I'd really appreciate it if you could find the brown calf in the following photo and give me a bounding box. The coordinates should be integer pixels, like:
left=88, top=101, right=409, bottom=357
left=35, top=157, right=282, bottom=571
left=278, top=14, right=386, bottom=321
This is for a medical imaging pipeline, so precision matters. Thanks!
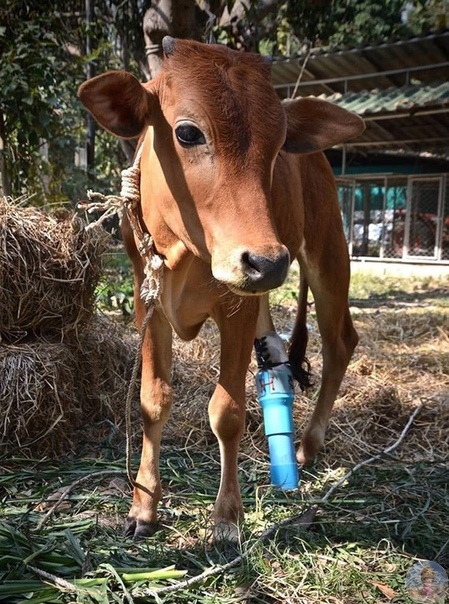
left=79, top=37, right=364, bottom=540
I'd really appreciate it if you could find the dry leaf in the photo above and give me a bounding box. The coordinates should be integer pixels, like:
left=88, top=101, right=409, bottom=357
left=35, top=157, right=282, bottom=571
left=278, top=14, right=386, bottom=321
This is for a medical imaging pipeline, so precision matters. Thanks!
left=370, top=580, right=398, bottom=600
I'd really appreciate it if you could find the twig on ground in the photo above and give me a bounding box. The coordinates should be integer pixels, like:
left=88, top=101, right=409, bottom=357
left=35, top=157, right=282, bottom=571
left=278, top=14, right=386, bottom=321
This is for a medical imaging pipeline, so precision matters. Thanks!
left=36, top=469, right=125, bottom=531
left=321, top=401, right=423, bottom=504
left=27, top=565, right=78, bottom=592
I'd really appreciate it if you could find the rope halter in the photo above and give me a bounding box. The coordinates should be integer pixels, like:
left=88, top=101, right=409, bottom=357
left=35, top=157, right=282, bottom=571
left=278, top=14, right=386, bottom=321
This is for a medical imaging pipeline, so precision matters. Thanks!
left=82, top=144, right=164, bottom=307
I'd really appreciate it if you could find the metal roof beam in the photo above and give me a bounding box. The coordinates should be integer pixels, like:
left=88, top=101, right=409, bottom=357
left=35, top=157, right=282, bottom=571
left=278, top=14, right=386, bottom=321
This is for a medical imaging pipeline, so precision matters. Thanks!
left=363, top=107, right=449, bottom=121
left=273, top=61, right=449, bottom=90
left=345, top=136, right=449, bottom=147
left=314, top=31, right=449, bottom=59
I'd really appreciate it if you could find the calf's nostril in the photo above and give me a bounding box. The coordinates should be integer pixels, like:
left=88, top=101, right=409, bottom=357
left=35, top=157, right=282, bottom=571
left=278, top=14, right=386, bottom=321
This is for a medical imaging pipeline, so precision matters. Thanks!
left=240, top=250, right=290, bottom=291
left=241, top=251, right=262, bottom=276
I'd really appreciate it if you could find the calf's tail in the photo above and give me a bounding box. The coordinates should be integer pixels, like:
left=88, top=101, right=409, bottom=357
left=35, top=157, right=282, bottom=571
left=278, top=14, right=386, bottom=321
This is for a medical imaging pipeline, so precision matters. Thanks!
left=288, top=270, right=312, bottom=390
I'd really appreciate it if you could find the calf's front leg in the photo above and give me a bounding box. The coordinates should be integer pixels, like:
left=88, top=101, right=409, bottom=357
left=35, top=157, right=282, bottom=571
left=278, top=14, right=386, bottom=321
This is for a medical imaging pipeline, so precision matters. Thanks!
left=209, top=297, right=259, bottom=539
left=124, top=304, right=173, bottom=540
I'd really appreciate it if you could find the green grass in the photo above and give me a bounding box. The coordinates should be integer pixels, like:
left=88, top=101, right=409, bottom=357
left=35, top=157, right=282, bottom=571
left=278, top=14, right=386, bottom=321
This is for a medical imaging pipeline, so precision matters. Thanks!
left=1, top=262, right=448, bottom=603
left=95, top=247, right=449, bottom=314
left=2, top=447, right=448, bottom=602
left=95, top=248, right=134, bottom=318
left=270, top=260, right=449, bottom=307
left=349, top=271, right=449, bottom=304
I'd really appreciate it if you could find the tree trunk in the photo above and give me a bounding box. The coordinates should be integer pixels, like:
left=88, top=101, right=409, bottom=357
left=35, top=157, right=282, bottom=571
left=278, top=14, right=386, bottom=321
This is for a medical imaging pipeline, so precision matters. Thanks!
left=143, top=0, right=198, bottom=79
left=219, top=0, right=285, bottom=51
left=85, top=0, right=96, bottom=184
left=0, top=110, right=11, bottom=197
left=143, top=0, right=285, bottom=69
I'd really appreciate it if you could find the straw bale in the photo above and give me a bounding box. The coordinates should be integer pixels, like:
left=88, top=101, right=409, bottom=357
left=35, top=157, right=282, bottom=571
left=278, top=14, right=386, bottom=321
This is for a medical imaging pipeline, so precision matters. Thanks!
left=74, top=314, right=138, bottom=429
left=0, top=315, right=138, bottom=457
left=0, top=341, right=79, bottom=456
left=0, top=197, right=108, bottom=342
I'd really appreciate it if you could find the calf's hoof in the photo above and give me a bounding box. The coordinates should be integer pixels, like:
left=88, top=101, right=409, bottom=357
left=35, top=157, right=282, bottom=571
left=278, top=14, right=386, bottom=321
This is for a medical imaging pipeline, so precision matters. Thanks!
left=124, top=516, right=159, bottom=540
left=297, top=428, right=325, bottom=465
left=296, top=447, right=313, bottom=466
left=212, top=520, right=240, bottom=545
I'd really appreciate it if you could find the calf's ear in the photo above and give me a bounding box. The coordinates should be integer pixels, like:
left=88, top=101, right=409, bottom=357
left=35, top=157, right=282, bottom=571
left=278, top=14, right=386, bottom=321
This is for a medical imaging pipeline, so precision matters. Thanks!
left=78, top=71, right=155, bottom=138
left=283, top=97, right=365, bottom=154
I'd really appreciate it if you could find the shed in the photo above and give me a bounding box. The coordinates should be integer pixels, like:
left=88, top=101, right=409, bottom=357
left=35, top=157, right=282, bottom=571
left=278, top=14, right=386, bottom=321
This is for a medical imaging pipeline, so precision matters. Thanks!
left=272, top=32, right=449, bottom=266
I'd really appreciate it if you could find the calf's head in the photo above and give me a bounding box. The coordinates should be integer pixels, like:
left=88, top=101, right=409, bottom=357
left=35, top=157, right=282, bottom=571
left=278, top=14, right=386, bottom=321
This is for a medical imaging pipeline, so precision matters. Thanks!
left=78, top=37, right=364, bottom=295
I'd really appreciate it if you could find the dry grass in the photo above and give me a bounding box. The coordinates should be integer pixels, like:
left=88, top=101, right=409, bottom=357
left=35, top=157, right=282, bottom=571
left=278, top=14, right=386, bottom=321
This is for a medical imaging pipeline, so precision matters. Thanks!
left=0, top=199, right=138, bottom=457
left=0, top=197, right=107, bottom=342
left=323, top=295, right=449, bottom=466
left=164, top=282, right=449, bottom=468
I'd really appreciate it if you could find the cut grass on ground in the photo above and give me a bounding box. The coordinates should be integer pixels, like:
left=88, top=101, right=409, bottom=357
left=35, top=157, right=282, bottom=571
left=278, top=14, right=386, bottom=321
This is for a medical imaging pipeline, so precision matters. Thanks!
left=1, top=269, right=448, bottom=603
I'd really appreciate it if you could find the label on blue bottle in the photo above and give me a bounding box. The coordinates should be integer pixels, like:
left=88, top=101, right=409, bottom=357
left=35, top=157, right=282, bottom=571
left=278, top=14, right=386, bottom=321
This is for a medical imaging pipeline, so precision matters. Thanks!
left=256, top=366, right=294, bottom=398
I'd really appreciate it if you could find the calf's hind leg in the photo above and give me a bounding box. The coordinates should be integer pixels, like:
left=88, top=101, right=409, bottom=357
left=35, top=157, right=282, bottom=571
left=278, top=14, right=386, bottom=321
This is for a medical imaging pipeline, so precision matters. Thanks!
left=295, top=263, right=358, bottom=465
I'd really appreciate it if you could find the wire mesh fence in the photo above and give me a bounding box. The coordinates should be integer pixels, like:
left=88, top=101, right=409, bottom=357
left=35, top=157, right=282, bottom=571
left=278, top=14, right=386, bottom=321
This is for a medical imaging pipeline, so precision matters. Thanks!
left=337, top=174, right=449, bottom=262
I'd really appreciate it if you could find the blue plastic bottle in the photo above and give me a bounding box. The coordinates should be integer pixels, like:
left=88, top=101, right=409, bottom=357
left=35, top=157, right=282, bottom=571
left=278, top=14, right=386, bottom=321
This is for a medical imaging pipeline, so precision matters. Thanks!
left=254, top=334, right=299, bottom=490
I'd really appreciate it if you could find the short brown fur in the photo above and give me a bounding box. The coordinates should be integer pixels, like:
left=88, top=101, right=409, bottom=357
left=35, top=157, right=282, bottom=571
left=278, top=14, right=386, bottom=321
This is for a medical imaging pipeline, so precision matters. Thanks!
left=78, top=38, right=364, bottom=540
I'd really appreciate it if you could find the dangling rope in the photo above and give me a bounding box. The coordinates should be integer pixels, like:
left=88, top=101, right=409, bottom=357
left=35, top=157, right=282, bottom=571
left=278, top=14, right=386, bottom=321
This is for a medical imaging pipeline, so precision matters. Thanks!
left=79, top=145, right=164, bottom=491
left=124, top=307, right=155, bottom=494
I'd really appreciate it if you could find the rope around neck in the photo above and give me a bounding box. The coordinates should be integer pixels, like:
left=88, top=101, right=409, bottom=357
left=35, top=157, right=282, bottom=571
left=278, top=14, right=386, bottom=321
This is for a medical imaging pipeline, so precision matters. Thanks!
left=84, top=145, right=164, bottom=306
left=82, top=146, right=165, bottom=313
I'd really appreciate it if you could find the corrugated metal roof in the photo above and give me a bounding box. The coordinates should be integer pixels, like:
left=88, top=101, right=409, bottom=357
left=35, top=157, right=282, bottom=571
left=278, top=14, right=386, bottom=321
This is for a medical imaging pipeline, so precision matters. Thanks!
left=272, top=31, right=449, bottom=95
left=271, top=31, right=449, bottom=158
left=323, top=81, right=449, bottom=116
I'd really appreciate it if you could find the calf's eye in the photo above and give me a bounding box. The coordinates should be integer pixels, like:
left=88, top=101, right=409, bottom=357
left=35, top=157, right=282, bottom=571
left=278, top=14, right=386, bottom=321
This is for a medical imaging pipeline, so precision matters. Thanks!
left=175, top=124, right=206, bottom=147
